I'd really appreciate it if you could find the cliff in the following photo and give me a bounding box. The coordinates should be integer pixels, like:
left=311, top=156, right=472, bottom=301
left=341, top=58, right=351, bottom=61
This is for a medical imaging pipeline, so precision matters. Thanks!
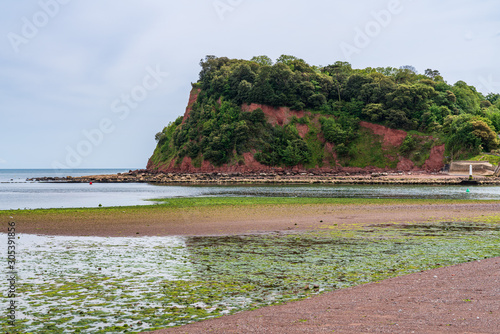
left=147, top=55, right=500, bottom=174
left=147, top=88, right=445, bottom=174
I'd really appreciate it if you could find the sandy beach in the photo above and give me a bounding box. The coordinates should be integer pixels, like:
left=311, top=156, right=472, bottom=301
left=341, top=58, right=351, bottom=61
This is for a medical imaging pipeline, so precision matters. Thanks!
left=5, top=200, right=500, bottom=237
left=4, top=199, right=500, bottom=333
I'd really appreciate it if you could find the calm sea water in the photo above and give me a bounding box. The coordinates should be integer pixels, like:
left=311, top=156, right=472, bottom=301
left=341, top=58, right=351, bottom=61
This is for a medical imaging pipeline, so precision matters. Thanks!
left=1, top=169, right=500, bottom=210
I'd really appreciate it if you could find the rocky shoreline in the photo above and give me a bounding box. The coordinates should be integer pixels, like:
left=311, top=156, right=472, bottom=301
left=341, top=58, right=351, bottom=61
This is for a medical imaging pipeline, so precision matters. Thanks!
left=29, top=169, right=500, bottom=185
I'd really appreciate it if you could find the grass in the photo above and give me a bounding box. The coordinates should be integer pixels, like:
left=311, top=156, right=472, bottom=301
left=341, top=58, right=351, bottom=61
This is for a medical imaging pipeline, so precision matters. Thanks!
left=470, top=153, right=500, bottom=165
left=303, top=122, right=326, bottom=169
left=342, top=128, right=398, bottom=169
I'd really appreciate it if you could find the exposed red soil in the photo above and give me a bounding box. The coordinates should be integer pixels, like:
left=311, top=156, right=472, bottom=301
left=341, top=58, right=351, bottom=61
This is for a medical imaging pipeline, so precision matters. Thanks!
left=397, top=156, right=417, bottom=170
left=158, top=154, right=275, bottom=174
left=425, top=144, right=446, bottom=171
left=296, top=123, right=309, bottom=138
left=359, top=121, right=407, bottom=147
left=181, top=87, right=201, bottom=123
left=149, top=257, right=500, bottom=334
left=241, top=103, right=307, bottom=126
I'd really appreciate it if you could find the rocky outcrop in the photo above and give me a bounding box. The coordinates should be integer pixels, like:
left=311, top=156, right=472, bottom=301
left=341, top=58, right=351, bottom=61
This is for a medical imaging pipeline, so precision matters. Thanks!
left=148, top=91, right=446, bottom=174
left=424, top=144, right=446, bottom=171
left=31, top=170, right=500, bottom=185
left=182, top=87, right=201, bottom=123
left=152, top=153, right=275, bottom=174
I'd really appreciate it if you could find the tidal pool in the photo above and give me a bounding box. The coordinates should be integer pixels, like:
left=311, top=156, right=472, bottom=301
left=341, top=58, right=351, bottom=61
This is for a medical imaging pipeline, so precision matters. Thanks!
left=2, top=222, right=500, bottom=333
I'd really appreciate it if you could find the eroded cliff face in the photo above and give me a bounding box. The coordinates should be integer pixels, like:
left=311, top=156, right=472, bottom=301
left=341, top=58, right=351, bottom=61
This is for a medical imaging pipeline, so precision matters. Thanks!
left=359, top=122, right=407, bottom=147
left=147, top=90, right=445, bottom=174
left=182, top=88, right=201, bottom=123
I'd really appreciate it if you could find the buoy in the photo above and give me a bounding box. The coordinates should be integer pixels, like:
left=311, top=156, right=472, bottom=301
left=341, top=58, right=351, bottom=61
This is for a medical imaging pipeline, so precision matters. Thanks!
left=466, top=188, right=470, bottom=193
left=90, top=181, right=92, bottom=185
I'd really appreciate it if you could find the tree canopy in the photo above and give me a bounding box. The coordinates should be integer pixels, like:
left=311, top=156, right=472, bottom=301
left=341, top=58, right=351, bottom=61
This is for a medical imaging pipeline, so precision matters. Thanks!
left=151, top=55, right=500, bottom=168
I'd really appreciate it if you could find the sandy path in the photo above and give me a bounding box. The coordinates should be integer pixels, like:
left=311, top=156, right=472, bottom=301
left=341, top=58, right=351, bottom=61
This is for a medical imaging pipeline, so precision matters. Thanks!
left=148, top=257, right=500, bottom=333
left=4, top=202, right=500, bottom=237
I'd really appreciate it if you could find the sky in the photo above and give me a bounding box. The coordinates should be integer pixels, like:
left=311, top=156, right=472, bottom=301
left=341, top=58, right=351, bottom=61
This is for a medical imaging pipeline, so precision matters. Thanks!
left=1, top=0, right=499, bottom=169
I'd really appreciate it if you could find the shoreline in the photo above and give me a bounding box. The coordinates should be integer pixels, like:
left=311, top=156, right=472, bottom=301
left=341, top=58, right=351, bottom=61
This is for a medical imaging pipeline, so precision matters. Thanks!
left=29, top=169, right=500, bottom=185
left=5, top=197, right=500, bottom=333
left=149, top=257, right=500, bottom=334
left=3, top=198, right=500, bottom=237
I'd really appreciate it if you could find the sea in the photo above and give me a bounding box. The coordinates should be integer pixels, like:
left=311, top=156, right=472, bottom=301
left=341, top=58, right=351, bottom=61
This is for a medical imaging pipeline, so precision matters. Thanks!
left=1, top=168, right=500, bottom=210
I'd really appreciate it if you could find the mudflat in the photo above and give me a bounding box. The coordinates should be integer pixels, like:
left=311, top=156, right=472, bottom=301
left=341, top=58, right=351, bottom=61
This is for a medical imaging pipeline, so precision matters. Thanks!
left=4, top=198, right=500, bottom=333
left=4, top=199, right=500, bottom=237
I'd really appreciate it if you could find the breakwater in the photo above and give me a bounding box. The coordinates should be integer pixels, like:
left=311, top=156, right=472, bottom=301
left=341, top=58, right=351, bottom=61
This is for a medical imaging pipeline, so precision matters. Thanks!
left=30, top=170, right=500, bottom=185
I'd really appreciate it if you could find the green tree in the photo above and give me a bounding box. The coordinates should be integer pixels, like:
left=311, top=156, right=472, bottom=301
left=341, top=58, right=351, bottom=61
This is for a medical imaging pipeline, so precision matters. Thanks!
left=322, top=61, right=352, bottom=101
left=424, top=69, right=440, bottom=79
left=444, top=114, right=499, bottom=158
left=236, top=80, right=253, bottom=104
left=276, top=54, right=302, bottom=66
left=451, top=81, right=481, bottom=114
left=362, top=103, right=386, bottom=122
left=251, top=55, right=273, bottom=66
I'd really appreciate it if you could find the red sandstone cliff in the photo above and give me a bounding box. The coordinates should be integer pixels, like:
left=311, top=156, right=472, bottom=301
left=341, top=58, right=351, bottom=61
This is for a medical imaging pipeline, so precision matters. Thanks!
left=147, top=90, right=445, bottom=174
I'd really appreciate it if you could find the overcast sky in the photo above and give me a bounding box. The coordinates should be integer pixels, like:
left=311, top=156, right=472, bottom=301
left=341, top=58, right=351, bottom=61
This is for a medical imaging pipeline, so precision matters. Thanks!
left=1, top=0, right=499, bottom=169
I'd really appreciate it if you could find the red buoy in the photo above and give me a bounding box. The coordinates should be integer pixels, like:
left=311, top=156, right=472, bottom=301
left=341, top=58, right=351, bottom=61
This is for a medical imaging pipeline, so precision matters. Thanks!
left=90, top=181, right=92, bottom=185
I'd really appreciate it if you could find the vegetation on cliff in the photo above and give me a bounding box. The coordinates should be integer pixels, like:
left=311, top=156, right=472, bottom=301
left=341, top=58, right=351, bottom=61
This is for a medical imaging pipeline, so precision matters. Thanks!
left=149, top=55, right=500, bottom=171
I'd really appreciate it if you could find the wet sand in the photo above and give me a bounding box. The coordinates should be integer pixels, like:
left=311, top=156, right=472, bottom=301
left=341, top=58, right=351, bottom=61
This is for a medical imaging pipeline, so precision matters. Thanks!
left=0, top=201, right=500, bottom=236
left=4, top=202, right=500, bottom=237
left=4, top=200, right=500, bottom=333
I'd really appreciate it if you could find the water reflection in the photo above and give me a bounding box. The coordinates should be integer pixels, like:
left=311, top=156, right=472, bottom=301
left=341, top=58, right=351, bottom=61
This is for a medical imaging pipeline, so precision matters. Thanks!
left=155, top=184, right=500, bottom=200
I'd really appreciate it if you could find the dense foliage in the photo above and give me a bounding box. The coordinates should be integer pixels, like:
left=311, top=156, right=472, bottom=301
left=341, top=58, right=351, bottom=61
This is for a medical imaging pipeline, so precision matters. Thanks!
left=151, top=55, right=500, bottom=168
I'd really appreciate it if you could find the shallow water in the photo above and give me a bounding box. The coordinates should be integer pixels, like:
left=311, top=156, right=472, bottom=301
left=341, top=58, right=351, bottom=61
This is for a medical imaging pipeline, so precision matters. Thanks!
left=3, top=169, right=500, bottom=210
left=2, top=222, right=500, bottom=333
left=1, top=233, right=192, bottom=333
left=2, top=182, right=500, bottom=210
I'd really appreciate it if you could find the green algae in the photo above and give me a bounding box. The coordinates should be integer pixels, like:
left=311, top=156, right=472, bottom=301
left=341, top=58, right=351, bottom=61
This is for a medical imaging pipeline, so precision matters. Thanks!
left=2, top=221, right=500, bottom=333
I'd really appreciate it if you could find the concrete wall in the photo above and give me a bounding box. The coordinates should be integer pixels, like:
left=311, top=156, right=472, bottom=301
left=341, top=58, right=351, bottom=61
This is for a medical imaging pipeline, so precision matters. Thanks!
left=449, top=161, right=495, bottom=175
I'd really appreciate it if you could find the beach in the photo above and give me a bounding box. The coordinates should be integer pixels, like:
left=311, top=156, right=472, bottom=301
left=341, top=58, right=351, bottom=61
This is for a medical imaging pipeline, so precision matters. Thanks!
left=5, top=198, right=500, bottom=237
left=150, top=257, right=500, bottom=334
left=2, top=199, right=500, bottom=237
left=3, top=196, right=500, bottom=333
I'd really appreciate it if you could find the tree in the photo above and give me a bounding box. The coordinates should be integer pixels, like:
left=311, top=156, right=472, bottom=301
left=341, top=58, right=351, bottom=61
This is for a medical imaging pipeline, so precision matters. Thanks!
left=486, top=93, right=500, bottom=105
left=399, top=134, right=417, bottom=156
left=425, top=69, right=441, bottom=79
left=282, top=139, right=311, bottom=166
left=308, top=93, right=327, bottom=109
left=199, top=55, right=230, bottom=83
left=276, top=54, right=302, bottom=66
left=236, top=80, right=252, bottom=104
left=470, top=119, right=499, bottom=152
left=452, top=81, right=481, bottom=114
left=250, top=55, right=273, bottom=66
left=480, top=100, right=493, bottom=109
left=322, top=61, right=352, bottom=102
left=155, top=131, right=165, bottom=143
left=443, top=114, right=499, bottom=158
left=362, top=103, right=386, bottom=122
left=399, top=65, right=418, bottom=74
left=251, top=66, right=276, bottom=105
left=344, top=74, right=372, bottom=101
left=227, top=63, right=256, bottom=99
left=385, top=83, right=435, bottom=127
